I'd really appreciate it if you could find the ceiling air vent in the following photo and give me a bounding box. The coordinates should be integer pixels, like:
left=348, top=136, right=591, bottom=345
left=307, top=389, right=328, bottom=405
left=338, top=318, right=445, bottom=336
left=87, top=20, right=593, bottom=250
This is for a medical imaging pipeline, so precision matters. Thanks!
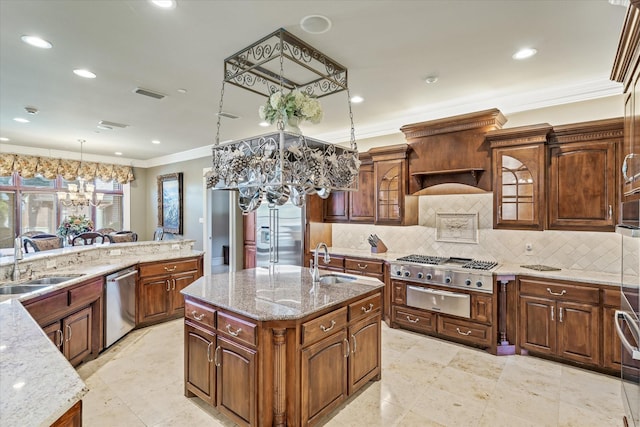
left=134, top=87, right=166, bottom=100
left=98, top=120, right=129, bottom=128
left=216, top=111, right=240, bottom=119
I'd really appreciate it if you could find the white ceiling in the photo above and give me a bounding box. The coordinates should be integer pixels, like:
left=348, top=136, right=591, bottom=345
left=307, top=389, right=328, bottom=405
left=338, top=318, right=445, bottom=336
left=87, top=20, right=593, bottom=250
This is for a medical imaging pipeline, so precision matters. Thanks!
left=0, top=0, right=628, bottom=166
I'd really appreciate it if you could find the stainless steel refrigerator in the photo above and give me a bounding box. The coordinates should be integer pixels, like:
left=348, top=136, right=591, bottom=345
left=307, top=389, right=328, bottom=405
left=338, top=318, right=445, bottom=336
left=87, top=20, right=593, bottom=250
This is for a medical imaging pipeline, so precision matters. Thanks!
left=256, top=203, right=304, bottom=267
left=616, top=200, right=640, bottom=427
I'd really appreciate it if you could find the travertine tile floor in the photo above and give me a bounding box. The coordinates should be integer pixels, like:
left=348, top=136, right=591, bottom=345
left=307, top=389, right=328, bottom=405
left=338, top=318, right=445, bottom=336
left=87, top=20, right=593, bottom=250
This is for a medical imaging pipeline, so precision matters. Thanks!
left=77, top=319, right=625, bottom=427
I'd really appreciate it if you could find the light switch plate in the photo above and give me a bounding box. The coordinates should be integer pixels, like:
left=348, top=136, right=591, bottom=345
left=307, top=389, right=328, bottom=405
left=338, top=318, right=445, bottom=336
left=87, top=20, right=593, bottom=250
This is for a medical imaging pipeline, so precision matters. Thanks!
left=109, top=249, right=122, bottom=256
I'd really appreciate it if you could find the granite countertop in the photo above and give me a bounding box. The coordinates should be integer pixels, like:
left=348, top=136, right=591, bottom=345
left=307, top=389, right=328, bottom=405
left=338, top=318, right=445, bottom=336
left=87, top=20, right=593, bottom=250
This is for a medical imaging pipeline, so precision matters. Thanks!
left=0, top=244, right=204, bottom=424
left=320, top=246, right=621, bottom=287
left=181, top=265, right=384, bottom=321
left=0, top=299, right=88, bottom=427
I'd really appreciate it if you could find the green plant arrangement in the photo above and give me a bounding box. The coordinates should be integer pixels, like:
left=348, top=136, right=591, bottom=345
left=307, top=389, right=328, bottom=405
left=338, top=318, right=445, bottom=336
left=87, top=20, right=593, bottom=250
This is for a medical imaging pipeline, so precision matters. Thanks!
left=258, top=89, right=323, bottom=128
left=57, top=214, right=94, bottom=238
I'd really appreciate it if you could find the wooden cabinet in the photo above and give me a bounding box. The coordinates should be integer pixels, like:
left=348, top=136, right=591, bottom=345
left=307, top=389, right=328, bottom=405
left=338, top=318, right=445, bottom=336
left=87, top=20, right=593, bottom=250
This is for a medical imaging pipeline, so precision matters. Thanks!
left=322, top=153, right=375, bottom=223
left=518, top=277, right=600, bottom=367
left=243, top=213, right=257, bottom=269
left=389, top=280, right=495, bottom=352
left=51, top=400, right=82, bottom=427
left=348, top=315, right=381, bottom=394
left=611, top=1, right=640, bottom=201
left=369, top=144, right=418, bottom=226
left=344, top=257, right=384, bottom=281
left=138, top=257, right=202, bottom=326
left=487, top=124, right=552, bottom=231
left=23, top=276, right=103, bottom=367
left=185, top=304, right=258, bottom=427
left=603, top=288, right=624, bottom=372
left=548, top=119, right=622, bottom=231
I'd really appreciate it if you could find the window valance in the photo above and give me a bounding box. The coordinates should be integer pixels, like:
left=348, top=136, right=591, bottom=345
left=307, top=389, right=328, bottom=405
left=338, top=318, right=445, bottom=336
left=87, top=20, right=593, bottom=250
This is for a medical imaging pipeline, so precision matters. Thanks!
left=0, top=153, right=135, bottom=184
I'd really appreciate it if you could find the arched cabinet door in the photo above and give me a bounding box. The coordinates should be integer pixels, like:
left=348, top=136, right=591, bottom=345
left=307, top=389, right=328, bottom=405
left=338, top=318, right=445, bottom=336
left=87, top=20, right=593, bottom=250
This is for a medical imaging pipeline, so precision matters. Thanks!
left=376, top=162, right=401, bottom=223
left=492, top=145, right=545, bottom=230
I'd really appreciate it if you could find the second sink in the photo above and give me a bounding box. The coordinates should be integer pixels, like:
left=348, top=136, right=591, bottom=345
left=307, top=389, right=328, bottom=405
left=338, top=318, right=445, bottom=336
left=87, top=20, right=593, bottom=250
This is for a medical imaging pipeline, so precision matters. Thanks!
left=318, top=274, right=358, bottom=285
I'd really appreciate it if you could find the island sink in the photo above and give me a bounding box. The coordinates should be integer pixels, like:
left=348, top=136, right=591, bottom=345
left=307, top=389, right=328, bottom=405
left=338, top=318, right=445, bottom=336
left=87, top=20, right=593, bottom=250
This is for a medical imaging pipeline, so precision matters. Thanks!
left=317, top=273, right=357, bottom=285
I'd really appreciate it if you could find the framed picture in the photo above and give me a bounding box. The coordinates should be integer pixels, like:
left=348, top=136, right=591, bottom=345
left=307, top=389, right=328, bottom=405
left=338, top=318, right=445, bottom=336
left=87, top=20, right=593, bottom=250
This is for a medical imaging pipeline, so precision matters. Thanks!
left=436, top=212, right=479, bottom=244
left=157, top=173, right=183, bottom=235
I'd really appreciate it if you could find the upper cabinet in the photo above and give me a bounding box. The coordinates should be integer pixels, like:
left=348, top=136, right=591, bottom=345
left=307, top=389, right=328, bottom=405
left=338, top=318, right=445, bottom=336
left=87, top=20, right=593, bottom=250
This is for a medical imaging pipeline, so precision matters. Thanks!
left=611, top=1, right=640, bottom=201
left=323, top=153, right=375, bottom=223
left=400, top=109, right=506, bottom=194
left=369, top=144, right=418, bottom=226
left=548, top=119, right=622, bottom=231
left=487, top=124, right=551, bottom=231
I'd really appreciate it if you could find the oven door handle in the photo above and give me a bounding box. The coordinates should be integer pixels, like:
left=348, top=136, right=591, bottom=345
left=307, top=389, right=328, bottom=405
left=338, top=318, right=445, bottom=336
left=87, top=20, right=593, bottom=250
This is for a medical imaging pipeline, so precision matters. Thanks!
left=407, top=286, right=469, bottom=298
left=614, top=310, right=640, bottom=361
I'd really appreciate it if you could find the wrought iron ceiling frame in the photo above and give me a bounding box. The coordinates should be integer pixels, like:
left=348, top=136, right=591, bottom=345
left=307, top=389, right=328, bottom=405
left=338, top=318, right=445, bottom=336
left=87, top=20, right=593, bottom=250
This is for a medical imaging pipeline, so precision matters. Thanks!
left=223, top=28, right=348, bottom=98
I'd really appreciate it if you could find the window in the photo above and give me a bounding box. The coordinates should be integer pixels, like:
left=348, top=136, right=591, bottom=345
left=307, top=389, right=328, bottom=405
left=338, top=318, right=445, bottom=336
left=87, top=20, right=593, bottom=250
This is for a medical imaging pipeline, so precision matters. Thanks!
left=0, top=172, right=124, bottom=248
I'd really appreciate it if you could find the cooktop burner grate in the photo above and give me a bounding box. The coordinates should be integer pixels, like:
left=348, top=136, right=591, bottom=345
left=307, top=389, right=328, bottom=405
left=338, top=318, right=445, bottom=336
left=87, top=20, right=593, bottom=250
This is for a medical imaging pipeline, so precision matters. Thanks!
left=396, top=254, right=448, bottom=265
left=461, top=260, right=498, bottom=270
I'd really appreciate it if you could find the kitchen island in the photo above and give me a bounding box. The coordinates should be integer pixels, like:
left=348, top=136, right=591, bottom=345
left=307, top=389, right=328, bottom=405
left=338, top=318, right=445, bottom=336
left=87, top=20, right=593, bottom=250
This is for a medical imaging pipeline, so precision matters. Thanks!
left=181, top=265, right=384, bottom=427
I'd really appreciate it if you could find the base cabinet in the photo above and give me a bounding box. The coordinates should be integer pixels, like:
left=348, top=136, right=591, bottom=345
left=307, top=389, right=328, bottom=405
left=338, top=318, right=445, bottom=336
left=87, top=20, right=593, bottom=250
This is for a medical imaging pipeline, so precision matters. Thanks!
left=23, top=277, right=103, bottom=367
left=138, top=257, right=202, bottom=326
left=184, top=290, right=382, bottom=427
left=390, top=281, right=495, bottom=352
left=50, top=400, right=82, bottom=427
left=518, top=277, right=600, bottom=367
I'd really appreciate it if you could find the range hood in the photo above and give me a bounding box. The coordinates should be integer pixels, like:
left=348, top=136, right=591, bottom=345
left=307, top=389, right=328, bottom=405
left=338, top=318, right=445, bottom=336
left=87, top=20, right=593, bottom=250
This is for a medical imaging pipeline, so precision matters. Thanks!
left=400, top=108, right=506, bottom=195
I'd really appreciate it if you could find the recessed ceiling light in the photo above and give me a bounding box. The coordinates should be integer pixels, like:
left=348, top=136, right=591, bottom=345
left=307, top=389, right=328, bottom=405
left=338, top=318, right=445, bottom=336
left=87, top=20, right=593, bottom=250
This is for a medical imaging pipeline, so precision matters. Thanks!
left=115, top=152, right=123, bottom=156
left=259, top=121, right=270, bottom=127
left=13, top=118, right=29, bottom=123
left=73, top=69, right=97, bottom=79
left=177, top=88, right=187, bottom=94
left=24, top=106, right=38, bottom=115
left=97, top=125, right=112, bottom=130
left=300, top=15, right=332, bottom=34
left=0, top=137, right=9, bottom=142
left=350, top=96, right=364, bottom=103
left=150, top=0, right=176, bottom=9
left=424, top=76, right=439, bottom=84
left=152, top=140, right=161, bottom=144
left=512, top=48, right=537, bottom=60
left=21, top=35, right=52, bottom=49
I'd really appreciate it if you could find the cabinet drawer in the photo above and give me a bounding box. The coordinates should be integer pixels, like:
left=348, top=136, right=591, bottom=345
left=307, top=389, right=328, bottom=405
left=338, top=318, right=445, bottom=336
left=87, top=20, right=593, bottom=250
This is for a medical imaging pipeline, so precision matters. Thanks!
left=217, top=311, right=257, bottom=347
left=185, top=299, right=216, bottom=330
left=139, top=258, right=199, bottom=277
left=438, top=316, right=492, bottom=347
left=24, top=290, right=68, bottom=325
left=392, top=306, right=435, bottom=333
left=302, top=307, right=347, bottom=347
left=344, top=258, right=384, bottom=274
left=315, top=255, right=344, bottom=271
left=603, top=287, right=621, bottom=307
left=68, top=277, right=103, bottom=307
left=348, top=293, right=381, bottom=322
left=519, top=278, right=599, bottom=304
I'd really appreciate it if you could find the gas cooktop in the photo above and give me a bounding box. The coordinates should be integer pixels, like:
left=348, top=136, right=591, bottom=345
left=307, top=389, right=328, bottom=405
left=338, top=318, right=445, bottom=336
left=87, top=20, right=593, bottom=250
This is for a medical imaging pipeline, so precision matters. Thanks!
left=396, top=255, right=498, bottom=271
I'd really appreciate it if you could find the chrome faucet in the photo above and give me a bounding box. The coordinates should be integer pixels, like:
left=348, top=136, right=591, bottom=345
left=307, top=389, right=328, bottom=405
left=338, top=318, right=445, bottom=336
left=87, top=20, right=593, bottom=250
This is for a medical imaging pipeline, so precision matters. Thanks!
left=311, top=242, right=330, bottom=283
left=13, top=237, right=23, bottom=281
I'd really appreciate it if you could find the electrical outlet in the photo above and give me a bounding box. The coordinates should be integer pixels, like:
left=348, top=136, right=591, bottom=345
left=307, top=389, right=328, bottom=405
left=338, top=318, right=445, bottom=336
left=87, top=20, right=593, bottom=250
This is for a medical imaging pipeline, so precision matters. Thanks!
left=109, top=249, right=122, bottom=256
left=525, top=243, right=533, bottom=255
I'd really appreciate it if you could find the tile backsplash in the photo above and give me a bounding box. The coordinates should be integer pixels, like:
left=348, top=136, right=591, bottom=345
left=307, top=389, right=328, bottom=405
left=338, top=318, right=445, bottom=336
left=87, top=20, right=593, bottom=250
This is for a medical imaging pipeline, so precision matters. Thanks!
left=332, top=193, right=622, bottom=274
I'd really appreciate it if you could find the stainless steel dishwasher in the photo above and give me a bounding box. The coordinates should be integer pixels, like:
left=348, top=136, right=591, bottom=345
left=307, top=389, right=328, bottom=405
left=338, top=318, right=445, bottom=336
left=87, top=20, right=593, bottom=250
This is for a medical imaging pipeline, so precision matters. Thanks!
left=105, top=267, right=138, bottom=348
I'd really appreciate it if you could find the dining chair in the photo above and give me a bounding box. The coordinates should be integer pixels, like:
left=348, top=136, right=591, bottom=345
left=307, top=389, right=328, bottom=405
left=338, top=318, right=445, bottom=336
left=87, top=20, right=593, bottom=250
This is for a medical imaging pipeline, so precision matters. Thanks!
left=95, top=228, right=117, bottom=235
left=71, top=232, right=107, bottom=246
left=23, top=235, right=64, bottom=253
left=106, top=232, right=138, bottom=243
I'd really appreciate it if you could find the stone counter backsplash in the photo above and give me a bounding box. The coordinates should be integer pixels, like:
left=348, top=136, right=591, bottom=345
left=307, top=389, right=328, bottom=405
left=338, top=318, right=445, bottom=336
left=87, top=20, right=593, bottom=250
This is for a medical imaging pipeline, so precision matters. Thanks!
left=331, top=193, right=625, bottom=275
left=0, top=240, right=197, bottom=283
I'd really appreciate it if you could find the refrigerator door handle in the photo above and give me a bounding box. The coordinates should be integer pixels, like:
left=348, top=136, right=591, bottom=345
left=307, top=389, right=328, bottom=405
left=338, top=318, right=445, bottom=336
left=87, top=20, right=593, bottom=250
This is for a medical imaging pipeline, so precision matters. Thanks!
left=269, top=207, right=279, bottom=263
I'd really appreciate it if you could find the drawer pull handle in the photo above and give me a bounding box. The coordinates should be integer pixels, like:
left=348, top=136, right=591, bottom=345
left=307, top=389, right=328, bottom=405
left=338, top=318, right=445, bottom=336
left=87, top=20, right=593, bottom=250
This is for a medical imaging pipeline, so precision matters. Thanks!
left=357, top=263, right=368, bottom=269
left=456, top=328, right=472, bottom=336
left=192, top=311, right=205, bottom=321
left=546, top=288, right=566, bottom=296
left=406, top=315, right=420, bottom=323
left=361, top=303, right=374, bottom=313
left=226, top=324, right=242, bottom=337
left=320, top=320, right=336, bottom=332
left=164, top=266, right=177, bottom=272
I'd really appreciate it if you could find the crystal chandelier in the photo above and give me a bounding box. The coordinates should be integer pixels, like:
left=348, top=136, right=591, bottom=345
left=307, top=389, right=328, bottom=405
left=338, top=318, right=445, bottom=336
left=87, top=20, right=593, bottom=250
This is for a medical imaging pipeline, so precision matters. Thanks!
left=57, top=140, right=104, bottom=207
left=207, top=28, right=360, bottom=213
